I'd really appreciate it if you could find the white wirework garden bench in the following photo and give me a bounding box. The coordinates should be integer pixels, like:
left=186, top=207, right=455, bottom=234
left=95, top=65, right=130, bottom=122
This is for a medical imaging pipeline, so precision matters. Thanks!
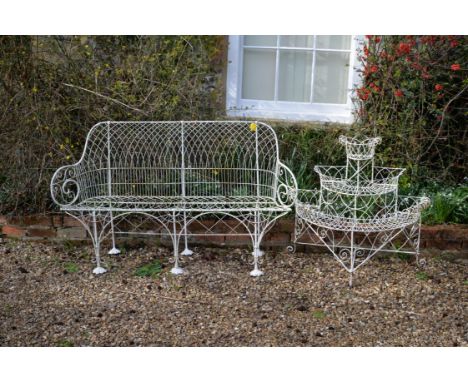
left=51, top=121, right=297, bottom=276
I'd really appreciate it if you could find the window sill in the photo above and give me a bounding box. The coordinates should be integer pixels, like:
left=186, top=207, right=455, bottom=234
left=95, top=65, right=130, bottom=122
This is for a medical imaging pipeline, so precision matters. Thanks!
left=226, top=106, right=354, bottom=124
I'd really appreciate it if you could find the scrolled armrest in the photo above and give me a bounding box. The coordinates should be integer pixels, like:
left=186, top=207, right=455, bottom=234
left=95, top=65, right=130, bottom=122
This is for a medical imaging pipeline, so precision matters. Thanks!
left=419, top=196, right=431, bottom=210
left=276, top=161, right=298, bottom=208
left=50, top=164, right=81, bottom=207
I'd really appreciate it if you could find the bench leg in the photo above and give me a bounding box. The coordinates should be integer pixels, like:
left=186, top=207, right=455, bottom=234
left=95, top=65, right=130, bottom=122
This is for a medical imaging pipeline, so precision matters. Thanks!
left=250, top=248, right=263, bottom=277
left=180, top=211, right=193, bottom=256
left=250, top=211, right=264, bottom=277
left=91, top=211, right=107, bottom=275
left=170, top=211, right=184, bottom=275
left=107, top=211, right=121, bottom=255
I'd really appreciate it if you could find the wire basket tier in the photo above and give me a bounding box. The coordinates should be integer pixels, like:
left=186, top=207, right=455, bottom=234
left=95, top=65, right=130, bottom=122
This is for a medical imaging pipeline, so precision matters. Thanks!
left=296, top=189, right=430, bottom=233
left=314, top=165, right=405, bottom=196
left=338, top=135, right=381, bottom=160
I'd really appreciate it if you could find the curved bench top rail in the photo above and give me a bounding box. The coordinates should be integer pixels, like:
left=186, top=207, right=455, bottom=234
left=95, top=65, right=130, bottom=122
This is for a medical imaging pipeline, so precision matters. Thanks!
left=74, top=121, right=281, bottom=167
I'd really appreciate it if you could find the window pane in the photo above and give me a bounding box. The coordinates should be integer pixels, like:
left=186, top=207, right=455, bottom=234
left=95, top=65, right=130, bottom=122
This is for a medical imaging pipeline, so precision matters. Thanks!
left=279, top=35, right=314, bottom=48
left=278, top=50, right=313, bottom=102
left=242, top=49, right=276, bottom=100
left=316, top=35, right=351, bottom=50
left=244, top=35, right=277, bottom=47
left=313, top=52, right=350, bottom=104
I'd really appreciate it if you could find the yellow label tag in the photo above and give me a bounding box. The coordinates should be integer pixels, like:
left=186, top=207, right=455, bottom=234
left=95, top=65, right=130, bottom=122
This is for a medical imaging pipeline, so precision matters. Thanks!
left=249, top=123, right=257, bottom=132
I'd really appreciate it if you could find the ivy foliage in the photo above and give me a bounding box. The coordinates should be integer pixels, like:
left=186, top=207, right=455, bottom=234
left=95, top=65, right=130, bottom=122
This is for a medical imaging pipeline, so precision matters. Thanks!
left=0, top=36, right=226, bottom=213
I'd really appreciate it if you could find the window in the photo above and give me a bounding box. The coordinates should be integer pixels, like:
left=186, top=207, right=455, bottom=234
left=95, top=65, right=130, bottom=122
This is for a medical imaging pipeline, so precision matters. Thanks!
left=226, top=35, right=360, bottom=123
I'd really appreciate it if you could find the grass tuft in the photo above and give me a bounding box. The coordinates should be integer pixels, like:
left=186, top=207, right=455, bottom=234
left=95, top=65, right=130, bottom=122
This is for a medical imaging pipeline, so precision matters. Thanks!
left=134, top=260, right=163, bottom=278
left=57, top=339, right=74, bottom=347
left=64, top=262, right=79, bottom=273
left=416, top=271, right=429, bottom=281
left=312, top=310, right=326, bottom=319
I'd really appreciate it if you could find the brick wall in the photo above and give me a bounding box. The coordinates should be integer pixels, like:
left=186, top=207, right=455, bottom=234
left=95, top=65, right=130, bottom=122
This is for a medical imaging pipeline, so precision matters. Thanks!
left=0, top=214, right=467, bottom=254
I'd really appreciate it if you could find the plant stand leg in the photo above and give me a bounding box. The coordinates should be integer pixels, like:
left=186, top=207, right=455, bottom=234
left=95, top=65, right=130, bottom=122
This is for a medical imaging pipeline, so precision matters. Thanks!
left=416, top=245, right=427, bottom=268
left=170, top=211, right=184, bottom=275
left=349, top=252, right=356, bottom=288
left=107, top=210, right=121, bottom=255
left=180, top=211, right=193, bottom=256
left=415, top=219, right=426, bottom=268
left=91, top=211, right=107, bottom=274
left=349, top=231, right=356, bottom=288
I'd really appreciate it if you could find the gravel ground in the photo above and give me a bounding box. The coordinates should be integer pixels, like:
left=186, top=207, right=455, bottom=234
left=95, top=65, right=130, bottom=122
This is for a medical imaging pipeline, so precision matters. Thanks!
left=0, top=240, right=466, bottom=346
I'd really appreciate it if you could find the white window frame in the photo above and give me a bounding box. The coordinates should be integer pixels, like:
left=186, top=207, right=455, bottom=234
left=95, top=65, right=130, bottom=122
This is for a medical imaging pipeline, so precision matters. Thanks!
left=226, top=35, right=362, bottom=124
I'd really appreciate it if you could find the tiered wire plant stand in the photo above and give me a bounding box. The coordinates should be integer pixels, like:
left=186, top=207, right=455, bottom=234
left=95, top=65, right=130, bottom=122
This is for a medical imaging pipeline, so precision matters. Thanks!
left=293, top=136, right=430, bottom=286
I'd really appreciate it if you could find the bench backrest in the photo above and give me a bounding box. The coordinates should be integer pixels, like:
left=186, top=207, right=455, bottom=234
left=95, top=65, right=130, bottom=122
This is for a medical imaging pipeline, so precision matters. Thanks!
left=76, top=121, right=280, bottom=201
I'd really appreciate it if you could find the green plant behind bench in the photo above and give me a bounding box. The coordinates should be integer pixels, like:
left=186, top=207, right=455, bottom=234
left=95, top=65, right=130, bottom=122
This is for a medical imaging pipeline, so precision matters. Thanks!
left=422, top=185, right=467, bottom=225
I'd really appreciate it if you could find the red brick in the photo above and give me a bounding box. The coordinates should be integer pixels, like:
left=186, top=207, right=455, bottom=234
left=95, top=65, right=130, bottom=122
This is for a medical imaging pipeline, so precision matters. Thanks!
left=441, top=225, right=468, bottom=241
left=421, top=225, right=443, bottom=240
left=202, top=235, right=226, bottom=244
left=295, top=233, right=323, bottom=245
left=191, top=234, right=225, bottom=245
left=276, top=218, right=295, bottom=232
left=22, top=215, right=52, bottom=227
left=62, top=216, right=84, bottom=227
left=2, top=225, right=27, bottom=238
left=51, top=214, right=64, bottom=228
left=441, top=240, right=462, bottom=251
left=225, top=235, right=251, bottom=246
left=27, top=227, right=57, bottom=238
left=4, top=216, right=20, bottom=225
left=186, top=219, right=217, bottom=233
left=302, top=244, right=326, bottom=254
left=265, top=232, right=290, bottom=245
left=425, top=239, right=445, bottom=250
left=57, top=227, right=87, bottom=239
left=221, top=219, right=250, bottom=234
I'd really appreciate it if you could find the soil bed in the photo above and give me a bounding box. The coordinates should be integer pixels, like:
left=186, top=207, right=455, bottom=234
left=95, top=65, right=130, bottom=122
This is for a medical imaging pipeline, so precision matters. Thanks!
left=0, top=240, right=466, bottom=346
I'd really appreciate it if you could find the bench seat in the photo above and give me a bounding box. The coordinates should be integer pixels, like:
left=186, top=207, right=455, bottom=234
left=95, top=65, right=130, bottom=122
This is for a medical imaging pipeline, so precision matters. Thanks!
left=64, top=195, right=285, bottom=212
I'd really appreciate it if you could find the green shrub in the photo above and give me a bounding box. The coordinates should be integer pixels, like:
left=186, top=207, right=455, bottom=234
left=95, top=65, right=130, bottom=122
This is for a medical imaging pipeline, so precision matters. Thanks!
left=421, top=184, right=468, bottom=225
left=271, top=121, right=348, bottom=189
left=399, top=179, right=467, bottom=224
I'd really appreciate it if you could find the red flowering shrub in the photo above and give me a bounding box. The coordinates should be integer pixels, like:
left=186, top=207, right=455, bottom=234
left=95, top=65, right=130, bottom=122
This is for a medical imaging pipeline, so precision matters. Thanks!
left=353, top=35, right=467, bottom=183
left=397, top=42, right=411, bottom=55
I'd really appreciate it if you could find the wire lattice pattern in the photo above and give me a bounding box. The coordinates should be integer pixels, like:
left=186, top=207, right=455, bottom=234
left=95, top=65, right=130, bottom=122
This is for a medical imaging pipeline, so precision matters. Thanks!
left=51, top=121, right=297, bottom=276
left=293, top=135, right=430, bottom=286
